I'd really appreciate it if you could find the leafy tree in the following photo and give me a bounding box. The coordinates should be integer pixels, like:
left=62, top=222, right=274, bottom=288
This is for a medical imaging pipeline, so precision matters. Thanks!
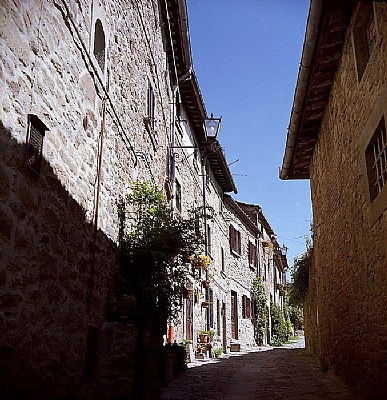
left=116, top=181, right=204, bottom=329
left=288, top=238, right=313, bottom=307
left=270, top=302, right=287, bottom=346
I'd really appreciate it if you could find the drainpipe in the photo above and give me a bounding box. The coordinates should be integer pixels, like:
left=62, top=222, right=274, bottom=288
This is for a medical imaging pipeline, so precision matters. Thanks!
left=280, top=0, right=323, bottom=179
left=88, top=87, right=108, bottom=311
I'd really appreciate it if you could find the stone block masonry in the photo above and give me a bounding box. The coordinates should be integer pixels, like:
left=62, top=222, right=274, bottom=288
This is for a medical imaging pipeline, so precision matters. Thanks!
left=0, top=0, right=172, bottom=397
left=307, top=3, right=387, bottom=398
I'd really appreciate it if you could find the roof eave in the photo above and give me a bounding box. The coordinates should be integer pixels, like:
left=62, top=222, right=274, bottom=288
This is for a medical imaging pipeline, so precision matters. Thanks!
left=280, top=0, right=323, bottom=180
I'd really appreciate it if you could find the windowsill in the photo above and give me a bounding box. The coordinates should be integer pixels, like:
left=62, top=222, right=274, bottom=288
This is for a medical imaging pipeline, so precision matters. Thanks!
left=230, top=249, right=241, bottom=258
left=360, top=83, right=387, bottom=226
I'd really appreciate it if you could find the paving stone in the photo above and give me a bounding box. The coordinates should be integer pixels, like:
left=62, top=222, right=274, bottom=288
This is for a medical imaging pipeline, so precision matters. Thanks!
left=159, top=338, right=357, bottom=400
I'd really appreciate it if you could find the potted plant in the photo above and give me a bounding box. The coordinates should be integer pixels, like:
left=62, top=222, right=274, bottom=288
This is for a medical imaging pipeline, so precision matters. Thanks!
left=198, top=330, right=209, bottom=343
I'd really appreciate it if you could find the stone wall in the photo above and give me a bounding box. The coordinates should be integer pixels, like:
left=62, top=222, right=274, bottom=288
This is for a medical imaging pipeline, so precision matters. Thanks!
left=0, top=0, right=171, bottom=397
left=308, top=3, right=387, bottom=398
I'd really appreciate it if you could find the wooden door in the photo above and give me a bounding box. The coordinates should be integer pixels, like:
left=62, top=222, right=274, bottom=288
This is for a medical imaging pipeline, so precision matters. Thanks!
left=231, top=291, right=238, bottom=339
left=185, top=297, right=193, bottom=341
left=222, top=302, right=227, bottom=352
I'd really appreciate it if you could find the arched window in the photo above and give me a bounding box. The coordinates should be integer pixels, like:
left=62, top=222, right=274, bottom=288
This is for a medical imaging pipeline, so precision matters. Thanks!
left=93, top=19, right=105, bottom=72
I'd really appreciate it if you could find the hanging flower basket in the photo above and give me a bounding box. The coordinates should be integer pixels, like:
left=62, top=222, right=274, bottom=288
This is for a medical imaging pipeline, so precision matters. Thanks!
left=193, top=254, right=210, bottom=270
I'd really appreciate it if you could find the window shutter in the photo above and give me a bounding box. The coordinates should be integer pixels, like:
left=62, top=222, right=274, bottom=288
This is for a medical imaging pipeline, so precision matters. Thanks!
left=246, top=298, right=251, bottom=318
left=229, top=225, right=234, bottom=252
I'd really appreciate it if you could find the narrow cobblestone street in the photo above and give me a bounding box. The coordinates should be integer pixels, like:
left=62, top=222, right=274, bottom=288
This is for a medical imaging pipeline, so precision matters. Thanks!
left=160, top=338, right=357, bottom=400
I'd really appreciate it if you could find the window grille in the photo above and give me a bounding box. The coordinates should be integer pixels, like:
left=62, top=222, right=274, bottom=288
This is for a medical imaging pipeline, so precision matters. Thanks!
left=24, top=114, right=47, bottom=174
left=366, top=10, right=376, bottom=55
left=352, top=3, right=375, bottom=81
left=366, top=117, right=387, bottom=201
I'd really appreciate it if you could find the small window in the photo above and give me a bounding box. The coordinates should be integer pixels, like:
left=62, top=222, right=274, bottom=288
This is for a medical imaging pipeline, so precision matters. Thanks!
left=352, top=3, right=375, bottom=82
left=229, top=225, right=241, bottom=255
left=175, top=179, right=182, bottom=212
left=248, top=241, right=258, bottom=269
left=365, top=116, right=387, bottom=202
left=93, top=19, right=106, bottom=72
left=24, top=114, right=47, bottom=174
left=221, top=247, right=225, bottom=273
left=242, top=295, right=251, bottom=319
left=146, top=81, right=155, bottom=131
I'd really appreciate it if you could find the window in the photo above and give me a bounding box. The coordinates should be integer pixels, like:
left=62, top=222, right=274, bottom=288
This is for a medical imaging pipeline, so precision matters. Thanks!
left=229, top=225, right=241, bottom=255
left=242, top=295, right=251, bottom=319
left=24, top=114, right=48, bottom=174
left=93, top=19, right=106, bottom=72
left=361, top=86, right=387, bottom=225
left=175, top=179, right=182, bottom=212
left=365, top=116, right=387, bottom=202
left=206, top=224, right=212, bottom=256
left=146, top=81, right=155, bottom=131
left=352, top=3, right=375, bottom=82
left=248, top=241, right=258, bottom=269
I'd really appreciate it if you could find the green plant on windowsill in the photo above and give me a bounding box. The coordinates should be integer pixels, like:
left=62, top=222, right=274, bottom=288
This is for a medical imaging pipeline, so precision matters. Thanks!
left=199, top=329, right=215, bottom=342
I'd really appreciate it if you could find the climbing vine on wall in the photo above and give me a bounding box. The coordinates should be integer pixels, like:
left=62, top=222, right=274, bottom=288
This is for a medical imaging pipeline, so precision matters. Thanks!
left=288, top=237, right=313, bottom=307
left=115, top=181, right=204, bottom=329
left=251, top=277, right=268, bottom=346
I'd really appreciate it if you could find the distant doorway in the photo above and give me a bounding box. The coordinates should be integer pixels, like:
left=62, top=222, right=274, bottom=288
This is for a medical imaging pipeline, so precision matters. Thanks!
left=222, top=302, right=227, bottom=352
left=231, top=291, right=238, bottom=339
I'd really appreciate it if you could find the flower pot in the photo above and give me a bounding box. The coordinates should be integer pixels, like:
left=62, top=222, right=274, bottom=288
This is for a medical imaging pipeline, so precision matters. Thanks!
left=198, top=334, right=208, bottom=343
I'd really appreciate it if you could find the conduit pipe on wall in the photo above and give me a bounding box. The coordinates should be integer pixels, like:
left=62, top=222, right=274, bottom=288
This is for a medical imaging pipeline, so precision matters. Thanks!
left=88, top=95, right=107, bottom=308
left=56, top=0, right=138, bottom=167
left=280, top=0, right=323, bottom=179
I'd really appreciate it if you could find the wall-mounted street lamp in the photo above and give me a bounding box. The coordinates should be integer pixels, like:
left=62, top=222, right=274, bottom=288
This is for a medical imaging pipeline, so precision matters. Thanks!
left=204, top=113, right=222, bottom=140
left=274, top=243, right=288, bottom=256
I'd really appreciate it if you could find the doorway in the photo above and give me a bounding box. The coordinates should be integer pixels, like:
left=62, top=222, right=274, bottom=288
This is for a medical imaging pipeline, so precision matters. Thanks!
left=231, top=291, right=238, bottom=339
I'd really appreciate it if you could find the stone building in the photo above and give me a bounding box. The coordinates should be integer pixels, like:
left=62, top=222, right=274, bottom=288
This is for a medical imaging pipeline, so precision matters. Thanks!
left=0, top=0, right=200, bottom=397
left=0, top=0, right=288, bottom=398
left=281, top=1, right=387, bottom=398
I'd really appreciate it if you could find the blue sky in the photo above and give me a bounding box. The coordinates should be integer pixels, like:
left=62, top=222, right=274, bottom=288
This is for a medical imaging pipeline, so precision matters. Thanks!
left=186, top=0, right=312, bottom=268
